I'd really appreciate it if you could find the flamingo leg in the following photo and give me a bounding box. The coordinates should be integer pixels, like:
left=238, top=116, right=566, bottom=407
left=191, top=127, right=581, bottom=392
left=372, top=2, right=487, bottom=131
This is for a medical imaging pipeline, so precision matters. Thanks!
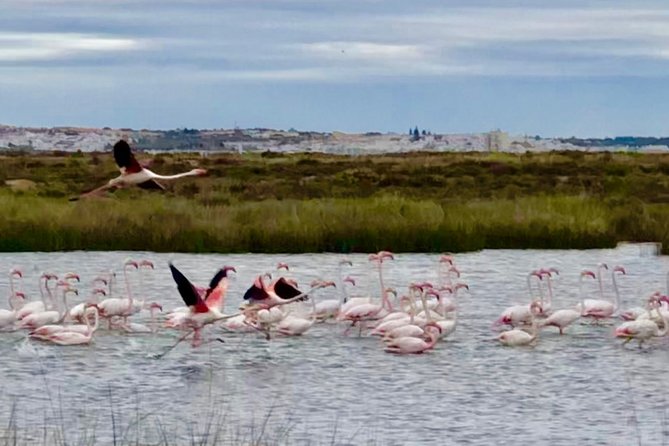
left=153, top=330, right=194, bottom=359
left=343, top=321, right=356, bottom=336
left=71, top=182, right=115, bottom=201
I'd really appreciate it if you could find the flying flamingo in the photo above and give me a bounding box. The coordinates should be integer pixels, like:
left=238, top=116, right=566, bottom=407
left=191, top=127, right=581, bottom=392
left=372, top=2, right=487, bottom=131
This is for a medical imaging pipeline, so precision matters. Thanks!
left=539, top=270, right=593, bottom=334
left=159, top=263, right=241, bottom=354
left=72, top=139, right=207, bottom=200
left=615, top=294, right=668, bottom=347
left=165, top=265, right=236, bottom=329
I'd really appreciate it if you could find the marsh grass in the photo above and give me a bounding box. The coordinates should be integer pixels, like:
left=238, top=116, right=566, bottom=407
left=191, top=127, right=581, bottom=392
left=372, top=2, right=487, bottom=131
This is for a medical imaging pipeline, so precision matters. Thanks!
left=1, top=150, right=669, bottom=253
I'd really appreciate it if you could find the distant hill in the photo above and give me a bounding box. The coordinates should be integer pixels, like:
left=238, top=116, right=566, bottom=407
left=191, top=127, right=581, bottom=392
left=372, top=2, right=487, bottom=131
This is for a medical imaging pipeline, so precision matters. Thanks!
left=0, top=124, right=668, bottom=154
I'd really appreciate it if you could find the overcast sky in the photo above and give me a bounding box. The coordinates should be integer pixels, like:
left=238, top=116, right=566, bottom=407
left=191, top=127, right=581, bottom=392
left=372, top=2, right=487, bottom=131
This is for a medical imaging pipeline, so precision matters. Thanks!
left=2, top=0, right=669, bottom=137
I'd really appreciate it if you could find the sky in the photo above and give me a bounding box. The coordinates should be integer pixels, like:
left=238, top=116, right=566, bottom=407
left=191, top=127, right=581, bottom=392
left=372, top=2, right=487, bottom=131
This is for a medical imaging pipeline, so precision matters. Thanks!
left=2, top=0, right=669, bottom=137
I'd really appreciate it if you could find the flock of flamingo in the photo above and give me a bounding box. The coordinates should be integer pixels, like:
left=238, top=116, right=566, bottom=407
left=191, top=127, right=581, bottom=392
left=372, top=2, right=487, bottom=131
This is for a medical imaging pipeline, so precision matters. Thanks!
left=0, top=252, right=666, bottom=356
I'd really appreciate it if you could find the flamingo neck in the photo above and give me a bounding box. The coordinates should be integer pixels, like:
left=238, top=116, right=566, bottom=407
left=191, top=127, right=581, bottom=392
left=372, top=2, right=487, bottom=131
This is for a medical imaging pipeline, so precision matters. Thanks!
left=148, top=170, right=198, bottom=181
left=419, top=292, right=431, bottom=323
left=611, top=272, right=621, bottom=312
left=527, top=274, right=540, bottom=303
left=123, top=266, right=134, bottom=309
left=657, top=306, right=668, bottom=336
left=578, top=278, right=587, bottom=316
left=336, top=265, right=347, bottom=305
left=58, top=289, right=71, bottom=322
left=545, top=277, right=554, bottom=307
left=87, top=308, right=99, bottom=335
left=597, top=268, right=605, bottom=299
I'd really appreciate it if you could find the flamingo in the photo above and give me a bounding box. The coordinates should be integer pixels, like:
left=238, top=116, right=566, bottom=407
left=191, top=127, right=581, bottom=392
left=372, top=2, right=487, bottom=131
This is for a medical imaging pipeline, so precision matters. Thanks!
left=493, top=270, right=544, bottom=328
left=339, top=287, right=397, bottom=336
left=0, top=291, right=26, bottom=331
left=30, top=303, right=99, bottom=339
left=579, top=266, right=625, bottom=321
left=615, top=295, right=668, bottom=347
left=69, top=287, right=106, bottom=323
left=497, top=301, right=542, bottom=346
left=97, top=259, right=139, bottom=328
left=539, top=270, right=593, bottom=334
left=40, top=306, right=100, bottom=346
left=0, top=268, right=26, bottom=330
left=311, top=259, right=353, bottom=320
left=121, top=302, right=163, bottom=333
left=383, top=288, right=433, bottom=340
left=241, top=275, right=334, bottom=339
left=275, top=280, right=336, bottom=336
left=340, top=251, right=394, bottom=315
left=370, top=294, right=416, bottom=336
left=19, top=281, right=78, bottom=329
left=384, top=323, right=442, bottom=354
left=537, top=267, right=559, bottom=316
left=163, top=262, right=240, bottom=351
left=16, top=272, right=57, bottom=320
left=72, top=139, right=207, bottom=200
left=165, top=266, right=236, bottom=329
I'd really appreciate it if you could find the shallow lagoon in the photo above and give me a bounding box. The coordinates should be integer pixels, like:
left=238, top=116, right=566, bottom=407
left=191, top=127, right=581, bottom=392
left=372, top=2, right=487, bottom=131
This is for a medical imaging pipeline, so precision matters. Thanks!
left=1, top=245, right=668, bottom=445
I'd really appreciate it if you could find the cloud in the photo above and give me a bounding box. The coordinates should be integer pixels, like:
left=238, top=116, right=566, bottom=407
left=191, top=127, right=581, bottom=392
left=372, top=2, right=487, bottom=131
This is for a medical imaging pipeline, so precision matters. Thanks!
left=0, top=32, right=144, bottom=62
left=3, top=3, right=669, bottom=81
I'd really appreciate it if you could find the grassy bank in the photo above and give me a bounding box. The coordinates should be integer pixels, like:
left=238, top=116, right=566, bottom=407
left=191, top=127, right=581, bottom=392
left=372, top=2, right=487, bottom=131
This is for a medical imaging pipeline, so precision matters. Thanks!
left=1, top=149, right=668, bottom=253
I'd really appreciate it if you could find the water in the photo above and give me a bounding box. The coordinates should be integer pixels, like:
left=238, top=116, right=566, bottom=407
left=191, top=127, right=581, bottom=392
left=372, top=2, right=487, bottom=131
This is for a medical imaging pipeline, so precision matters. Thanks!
left=1, top=245, right=669, bottom=445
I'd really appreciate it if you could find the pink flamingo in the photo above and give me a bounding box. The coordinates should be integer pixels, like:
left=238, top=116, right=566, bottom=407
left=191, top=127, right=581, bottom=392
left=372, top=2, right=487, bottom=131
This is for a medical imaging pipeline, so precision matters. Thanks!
left=16, top=272, right=57, bottom=320
left=493, top=270, right=544, bottom=328
left=0, top=268, right=26, bottom=329
left=497, top=301, right=542, bottom=346
left=384, top=322, right=442, bottom=354
left=539, top=270, right=593, bottom=334
left=73, top=140, right=207, bottom=200
left=311, top=259, right=353, bottom=320
left=97, top=259, right=139, bottom=328
left=30, top=302, right=99, bottom=339
left=0, top=291, right=25, bottom=331
left=160, top=262, right=241, bottom=353
left=615, top=294, right=668, bottom=347
left=70, top=288, right=107, bottom=323
left=275, top=280, right=336, bottom=335
left=371, top=294, right=417, bottom=336
left=579, top=266, right=625, bottom=321
left=20, top=281, right=78, bottom=329
left=165, top=266, right=236, bottom=329
left=121, top=302, right=163, bottom=333
left=40, top=306, right=100, bottom=346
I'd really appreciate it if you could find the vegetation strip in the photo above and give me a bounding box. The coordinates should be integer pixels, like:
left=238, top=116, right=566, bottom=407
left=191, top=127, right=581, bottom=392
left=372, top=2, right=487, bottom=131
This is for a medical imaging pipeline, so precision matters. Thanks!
left=0, top=149, right=666, bottom=253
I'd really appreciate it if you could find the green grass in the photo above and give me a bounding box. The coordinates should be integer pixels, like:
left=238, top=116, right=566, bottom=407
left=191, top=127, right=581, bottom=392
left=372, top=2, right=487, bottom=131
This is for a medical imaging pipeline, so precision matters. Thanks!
left=1, top=149, right=669, bottom=253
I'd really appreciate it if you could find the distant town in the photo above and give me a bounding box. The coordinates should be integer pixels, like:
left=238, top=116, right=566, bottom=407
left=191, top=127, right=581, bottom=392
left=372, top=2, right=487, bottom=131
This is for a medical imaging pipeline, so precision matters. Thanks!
left=1, top=124, right=668, bottom=154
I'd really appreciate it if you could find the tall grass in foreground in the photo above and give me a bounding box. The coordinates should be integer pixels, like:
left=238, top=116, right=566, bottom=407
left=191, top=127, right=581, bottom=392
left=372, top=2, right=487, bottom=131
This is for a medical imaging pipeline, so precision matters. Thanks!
left=0, top=192, right=626, bottom=253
